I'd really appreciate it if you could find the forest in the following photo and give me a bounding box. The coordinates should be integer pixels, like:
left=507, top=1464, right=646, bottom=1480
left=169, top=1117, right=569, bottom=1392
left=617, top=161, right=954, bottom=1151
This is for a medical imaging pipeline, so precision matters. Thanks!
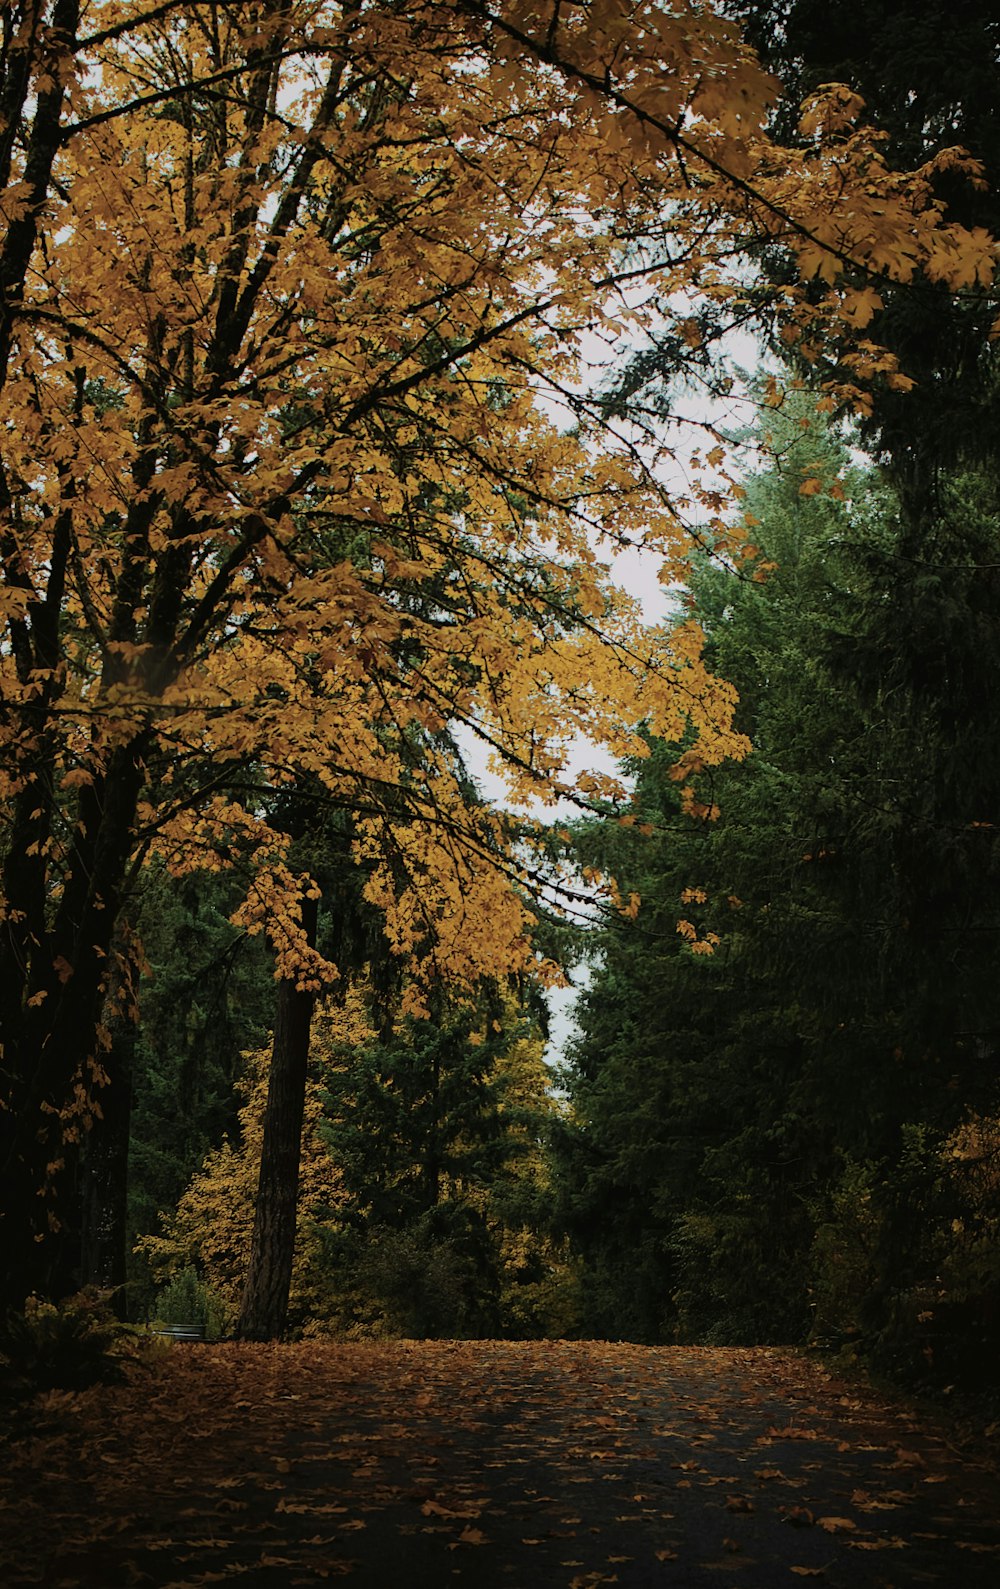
left=1, top=0, right=999, bottom=1406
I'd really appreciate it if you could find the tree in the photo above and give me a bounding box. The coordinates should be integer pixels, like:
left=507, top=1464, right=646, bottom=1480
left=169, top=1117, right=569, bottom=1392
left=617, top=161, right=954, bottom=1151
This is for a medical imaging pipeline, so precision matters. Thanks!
left=317, top=982, right=570, bottom=1338
left=236, top=891, right=318, bottom=1340
left=141, top=979, right=571, bottom=1339
left=136, top=1015, right=356, bottom=1333
left=560, top=379, right=1000, bottom=1364
left=732, top=0, right=1000, bottom=501
left=555, top=400, right=872, bottom=1343
left=126, top=862, right=275, bottom=1303
left=0, top=1, right=990, bottom=1307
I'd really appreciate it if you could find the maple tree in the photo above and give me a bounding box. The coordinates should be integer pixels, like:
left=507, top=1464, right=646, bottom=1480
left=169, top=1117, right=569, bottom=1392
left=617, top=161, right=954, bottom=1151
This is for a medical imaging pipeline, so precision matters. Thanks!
left=0, top=0, right=994, bottom=1311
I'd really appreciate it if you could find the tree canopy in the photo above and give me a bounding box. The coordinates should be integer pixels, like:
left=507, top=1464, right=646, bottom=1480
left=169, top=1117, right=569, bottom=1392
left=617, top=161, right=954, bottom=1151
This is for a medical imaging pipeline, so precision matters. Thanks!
left=1, top=0, right=995, bottom=1306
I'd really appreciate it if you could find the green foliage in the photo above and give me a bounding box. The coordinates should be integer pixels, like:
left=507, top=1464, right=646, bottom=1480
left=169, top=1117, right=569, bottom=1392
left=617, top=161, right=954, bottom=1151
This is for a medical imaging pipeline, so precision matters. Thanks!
left=0, top=1291, right=140, bottom=1397
left=558, top=385, right=1000, bottom=1374
left=127, top=864, right=274, bottom=1312
left=314, top=987, right=575, bottom=1340
left=808, top=1156, right=885, bottom=1352
left=321, top=1208, right=497, bottom=1341
left=151, top=1267, right=230, bottom=1342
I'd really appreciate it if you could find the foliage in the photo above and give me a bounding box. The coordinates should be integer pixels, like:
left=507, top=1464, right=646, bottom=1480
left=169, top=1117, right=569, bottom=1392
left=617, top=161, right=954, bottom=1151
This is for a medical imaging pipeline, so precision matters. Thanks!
left=558, top=385, right=1000, bottom=1371
left=1, top=0, right=993, bottom=1303
left=136, top=1018, right=352, bottom=1331
left=127, top=863, right=274, bottom=1307
left=809, top=1117, right=1000, bottom=1385
left=316, top=989, right=576, bottom=1339
left=555, top=393, right=856, bottom=1344
left=733, top=0, right=1000, bottom=491
left=142, top=981, right=575, bottom=1339
left=0, top=1289, right=141, bottom=1397
left=150, top=1267, right=229, bottom=1343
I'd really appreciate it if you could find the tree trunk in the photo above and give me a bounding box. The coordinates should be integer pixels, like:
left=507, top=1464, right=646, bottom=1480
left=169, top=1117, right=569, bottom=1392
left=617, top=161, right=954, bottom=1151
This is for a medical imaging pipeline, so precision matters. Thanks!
left=79, top=1018, right=134, bottom=1317
left=0, top=737, right=150, bottom=1309
left=236, top=895, right=318, bottom=1341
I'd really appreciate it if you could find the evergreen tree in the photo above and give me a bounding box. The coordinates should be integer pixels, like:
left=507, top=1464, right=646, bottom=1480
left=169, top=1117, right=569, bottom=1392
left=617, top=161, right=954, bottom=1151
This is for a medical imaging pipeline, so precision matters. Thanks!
left=318, top=984, right=569, bottom=1339
left=126, top=865, right=274, bottom=1312
left=557, top=398, right=861, bottom=1343
left=559, top=391, right=1000, bottom=1366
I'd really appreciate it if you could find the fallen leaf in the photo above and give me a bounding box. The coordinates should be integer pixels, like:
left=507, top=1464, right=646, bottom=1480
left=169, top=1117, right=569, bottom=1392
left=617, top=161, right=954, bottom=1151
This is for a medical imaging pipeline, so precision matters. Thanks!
left=816, top=1517, right=856, bottom=1533
left=421, top=1500, right=461, bottom=1519
left=790, top=1569, right=825, bottom=1579
left=783, top=1507, right=815, bottom=1528
left=847, top=1537, right=906, bottom=1551
left=726, top=1495, right=754, bottom=1512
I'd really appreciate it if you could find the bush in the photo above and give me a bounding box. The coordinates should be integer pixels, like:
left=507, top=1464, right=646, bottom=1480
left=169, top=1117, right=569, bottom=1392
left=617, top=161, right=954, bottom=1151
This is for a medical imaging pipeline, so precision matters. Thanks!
left=808, top=1156, right=884, bottom=1352
left=0, top=1290, right=140, bottom=1397
left=809, top=1124, right=1000, bottom=1386
left=152, top=1266, right=230, bottom=1340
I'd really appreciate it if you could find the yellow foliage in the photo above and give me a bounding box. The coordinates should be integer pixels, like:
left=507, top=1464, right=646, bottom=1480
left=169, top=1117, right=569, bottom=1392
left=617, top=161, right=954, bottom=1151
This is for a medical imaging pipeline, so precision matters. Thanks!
left=2, top=2, right=995, bottom=1203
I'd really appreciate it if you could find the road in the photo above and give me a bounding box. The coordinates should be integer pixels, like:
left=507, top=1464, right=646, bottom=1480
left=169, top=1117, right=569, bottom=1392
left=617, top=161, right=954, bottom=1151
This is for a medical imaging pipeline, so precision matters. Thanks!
left=1, top=1340, right=998, bottom=1587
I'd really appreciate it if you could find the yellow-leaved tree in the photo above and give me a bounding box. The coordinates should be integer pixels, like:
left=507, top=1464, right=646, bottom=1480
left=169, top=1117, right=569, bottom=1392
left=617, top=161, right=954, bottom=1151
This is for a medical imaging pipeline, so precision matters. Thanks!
left=0, top=0, right=993, bottom=1312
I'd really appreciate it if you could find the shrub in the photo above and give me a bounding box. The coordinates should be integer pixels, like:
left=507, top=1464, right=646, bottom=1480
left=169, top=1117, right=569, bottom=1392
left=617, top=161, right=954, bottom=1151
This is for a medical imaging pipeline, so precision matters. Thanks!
left=0, top=1290, right=140, bottom=1397
left=152, top=1266, right=230, bottom=1340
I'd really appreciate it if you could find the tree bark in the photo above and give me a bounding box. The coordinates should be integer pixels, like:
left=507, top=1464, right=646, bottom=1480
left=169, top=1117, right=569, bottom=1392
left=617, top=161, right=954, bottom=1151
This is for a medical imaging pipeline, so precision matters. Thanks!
left=0, top=736, right=149, bottom=1308
left=236, top=894, right=318, bottom=1341
left=79, top=1015, right=134, bottom=1316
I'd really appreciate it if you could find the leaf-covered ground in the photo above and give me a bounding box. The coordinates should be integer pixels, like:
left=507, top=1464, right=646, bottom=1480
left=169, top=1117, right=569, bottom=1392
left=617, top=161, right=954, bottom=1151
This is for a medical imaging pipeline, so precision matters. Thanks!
left=1, top=1342, right=998, bottom=1587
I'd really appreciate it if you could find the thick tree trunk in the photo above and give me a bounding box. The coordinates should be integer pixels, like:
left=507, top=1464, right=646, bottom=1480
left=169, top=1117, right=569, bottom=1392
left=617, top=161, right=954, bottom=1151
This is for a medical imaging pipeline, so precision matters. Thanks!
left=79, top=1019, right=134, bottom=1316
left=236, top=895, right=318, bottom=1341
left=0, top=740, right=148, bottom=1308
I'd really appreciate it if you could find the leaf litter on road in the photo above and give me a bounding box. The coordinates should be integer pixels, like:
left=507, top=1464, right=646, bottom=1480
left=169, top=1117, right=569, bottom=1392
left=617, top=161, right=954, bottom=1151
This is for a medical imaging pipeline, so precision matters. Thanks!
left=1, top=1341, right=998, bottom=1586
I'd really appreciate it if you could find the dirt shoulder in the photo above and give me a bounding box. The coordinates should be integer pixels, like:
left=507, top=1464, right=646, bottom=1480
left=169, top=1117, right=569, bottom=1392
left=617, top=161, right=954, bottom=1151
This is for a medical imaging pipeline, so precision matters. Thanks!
left=1, top=1340, right=998, bottom=1587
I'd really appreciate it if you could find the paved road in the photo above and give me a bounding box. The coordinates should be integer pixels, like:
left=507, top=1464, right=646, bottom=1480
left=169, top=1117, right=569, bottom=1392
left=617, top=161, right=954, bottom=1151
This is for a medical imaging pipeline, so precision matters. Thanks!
left=2, top=1340, right=998, bottom=1587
